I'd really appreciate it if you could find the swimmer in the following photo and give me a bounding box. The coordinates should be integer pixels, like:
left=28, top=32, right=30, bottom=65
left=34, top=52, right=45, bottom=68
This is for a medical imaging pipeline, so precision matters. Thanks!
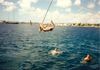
left=81, top=54, right=92, bottom=64
left=84, top=54, right=92, bottom=61
left=49, top=48, right=63, bottom=56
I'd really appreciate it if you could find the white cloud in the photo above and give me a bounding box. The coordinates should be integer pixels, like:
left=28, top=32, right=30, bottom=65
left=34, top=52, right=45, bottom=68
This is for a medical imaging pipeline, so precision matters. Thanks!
left=18, top=7, right=100, bottom=23
left=0, top=0, right=4, bottom=3
left=56, top=12, right=99, bottom=23
left=87, top=3, right=95, bottom=9
left=98, top=0, right=100, bottom=5
left=17, top=0, right=39, bottom=21
left=18, top=7, right=46, bottom=22
left=98, top=11, right=100, bottom=14
left=0, top=1, right=16, bottom=12
left=48, top=10, right=62, bottom=21
left=2, top=1, right=16, bottom=12
left=44, top=10, right=100, bottom=23
left=80, top=12, right=100, bottom=23
left=5, top=0, right=98, bottom=23
left=56, top=0, right=72, bottom=8
left=74, top=0, right=81, bottom=6
left=65, top=8, right=71, bottom=12
left=4, top=5, right=16, bottom=12
left=18, top=0, right=38, bottom=10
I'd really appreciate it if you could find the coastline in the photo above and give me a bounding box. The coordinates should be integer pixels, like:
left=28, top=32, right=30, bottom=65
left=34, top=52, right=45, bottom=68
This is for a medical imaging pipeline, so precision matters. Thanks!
left=0, top=21, right=100, bottom=28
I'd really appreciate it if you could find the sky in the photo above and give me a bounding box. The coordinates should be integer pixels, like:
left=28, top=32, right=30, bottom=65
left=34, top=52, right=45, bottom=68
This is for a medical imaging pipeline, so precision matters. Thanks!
left=0, top=0, right=100, bottom=23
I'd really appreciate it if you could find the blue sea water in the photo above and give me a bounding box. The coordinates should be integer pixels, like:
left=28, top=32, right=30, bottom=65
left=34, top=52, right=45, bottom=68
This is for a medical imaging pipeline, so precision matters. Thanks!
left=0, top=24, right=100, bottom=70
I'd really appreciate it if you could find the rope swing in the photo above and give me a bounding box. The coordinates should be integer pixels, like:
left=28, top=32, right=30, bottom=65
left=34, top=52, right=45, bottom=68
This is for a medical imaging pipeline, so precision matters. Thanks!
left=39, top=0, right=55, bottom=32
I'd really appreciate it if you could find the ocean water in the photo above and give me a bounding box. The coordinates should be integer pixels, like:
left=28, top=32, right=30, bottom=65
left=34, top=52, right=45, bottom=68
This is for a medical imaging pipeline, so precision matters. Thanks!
left=0, top=24, right=99, bottom=70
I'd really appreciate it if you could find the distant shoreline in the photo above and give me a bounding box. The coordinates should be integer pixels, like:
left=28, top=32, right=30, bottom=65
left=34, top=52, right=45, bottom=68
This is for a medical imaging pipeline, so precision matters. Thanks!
left=56, top=23, right=100, bottom=28
left=0, top=20, right=100, bottom=28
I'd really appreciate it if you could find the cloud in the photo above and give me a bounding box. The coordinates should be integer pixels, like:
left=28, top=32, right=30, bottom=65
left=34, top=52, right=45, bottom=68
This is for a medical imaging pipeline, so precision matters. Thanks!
left=52, top=12, right=100, bottom=23
left=74, top=0, right=81, bottom=6
left=98, top=0, right=100, bottom=5
left=17, top=0, right=40, bottom=21
left=98, top=11, right=100, bottom=14
left=41, top=10, right=100, bottom=23
left=65, top=8, right=71, bottom=12
left=87, top=3, right=95, bottom=9
left=0, top=0, right=4, bottom=3
left=18, top=6, right=100, bottom=23
left=79, top=12, right=100, bottom=23
left=2, top=1, right=16, bottom=12
left=1, top=0, right=98, bottom=23
left=0, top=0, right=16, bottom=12
left=56, top=0, right=72, bottom=8
left=18, top=0, right=38, bottom=10
left=18, top=7, right=46, bottom=22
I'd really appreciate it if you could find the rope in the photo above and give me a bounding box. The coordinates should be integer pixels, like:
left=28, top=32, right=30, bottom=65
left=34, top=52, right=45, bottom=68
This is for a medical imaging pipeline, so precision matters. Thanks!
left=41, top=0, right=54, bottom=24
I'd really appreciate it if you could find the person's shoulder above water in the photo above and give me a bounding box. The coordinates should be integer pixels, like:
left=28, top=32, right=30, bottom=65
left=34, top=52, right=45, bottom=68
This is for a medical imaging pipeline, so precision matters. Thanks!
left=49, top=48, right=63, bottom=56
left=81, top=54, right=92, bottom=64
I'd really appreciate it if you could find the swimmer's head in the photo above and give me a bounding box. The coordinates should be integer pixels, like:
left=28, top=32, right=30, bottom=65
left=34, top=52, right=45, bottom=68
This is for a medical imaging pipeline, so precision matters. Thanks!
left=54, top=48, right=59, bottom=51
left=87, top=54, right=90, bottom=58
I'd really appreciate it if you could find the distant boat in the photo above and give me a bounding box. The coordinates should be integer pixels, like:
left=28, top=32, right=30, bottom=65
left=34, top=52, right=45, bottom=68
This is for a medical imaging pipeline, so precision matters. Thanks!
left=30, top=20, right=32, bottom=25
